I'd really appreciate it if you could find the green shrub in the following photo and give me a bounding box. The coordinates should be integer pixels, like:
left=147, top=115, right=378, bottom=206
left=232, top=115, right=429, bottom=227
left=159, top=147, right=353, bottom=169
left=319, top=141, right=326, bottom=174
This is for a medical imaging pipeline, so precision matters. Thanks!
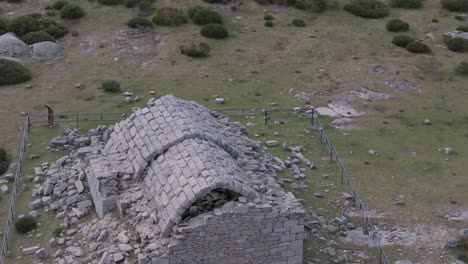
left=392, top=35, right=415, bottom=47
left=406, top=41, right=430, bottom=53
left=344, top=0, right=390, bottom=19
left=0, top=147, right=9, bottom=176
left=432, top=18, right=439, bottom=23
left=61, top=4, right=85, bottom=19
left=152, top=7, right=187, bottom=26
left=71, top=30, right=79, bottom=37
left=456, top=61, right=468, bottom=75
left=52, top=227, right=63, bottom=237
left=441, top=0, right=468, bottom=12
left=15, top=216, right=37, bottom=234
left=455, top=15, right=465, bottom=21
left=456, top=24, right=468, bottom=32
left=6, top=0, right=24, bottom=3
left=264, top=14, right=274, bottom=20
left=127, top=17, right=153, bottom=28
left=138, top=0, right=156, bottom=16
left=386, top=19, right=409, bottom=32
left=188, top=6, right=205, bottom=18
left=98, top=0, right=123, bottom=5
left=390, top=0, right=422, bottom=8
left=124, top=0, right=139, bottom=8
left=446, top=37, right=468, bottom=52
left=203, top=0, right=224, bottom=3
left=0, top=18, right=8, bottom=35
left=0, top=59, right=32, bottom=85
left=313, top=0, right=328, bottom=11
left=180, top=42, right=210, bottom=57
left=22, top=31, right=54, bottom=44
left=458, top=253, right=468, bottom=262
left=292, top=18, right=306, bottom=27
left=52, top=0, right=69, bottom=10
left=102, top=80, right=121, bottom=92
left=7, top=14, right=68, bottom=38
left=192, top=9, right=223, bottom=25
left=200, top=23, right=228, bottom=39
left=265, top=21, right=274, bottom=27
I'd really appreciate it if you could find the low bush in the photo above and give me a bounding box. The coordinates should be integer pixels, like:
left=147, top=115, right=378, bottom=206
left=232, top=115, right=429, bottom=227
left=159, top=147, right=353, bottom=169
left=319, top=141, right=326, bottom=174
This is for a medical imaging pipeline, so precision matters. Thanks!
left=22, top=31, right=54, bottom=44
left=127, top=17, right=153, bottom=28
left=138, top=0, right=155, bottom=16
left=292, top=18, right=306, bottom=27
left=124, top=0, right=139, bottom=8
left=446, top=37, right=468, bottom=52
left=390, top=0, right=422, bottom=8
left=61, top=4, right=85, bottom=19
left=152, top=7, right=187, bottom=26
left=0, top=59, right=32, bottom=85
left=392, top=35, right=415, bottom=47
left=455, top=15, right=465, bottom=21
left=344, top=0, right=389, bottom=19
left=15, top=216, right=37, bottom=234
left=52, top=0, right=69, bottom=10
left=386, top=19, right=409, bottom=32
left=0, top=147, right=9, bottom=176
left=406, top=41, right=430, bottom=53
left=188, top=6, right=205, bottom=18
left=0, top=18, right=8, bottom=35
left=456, top=61, right=468, bottom=75
left=456, top=24, right=468, bottom=32
left=52, top=227, right=63, bottom=237
left=265, top=21, right=274, bottom=27
left=201, top=23, right=228, bottom=39
left=192, top=8, right=223, bottom=25
left=102, top=80, right=121, bottom=92
left=180, top=42, right=210, bottom=57
left=432, top=18, right=439, bottom=23
left=203, top=0, right=223, bottom=3
left=441, top=0, right=468, bottom=12
left=264, top=14, right=274, bottom=20
left=98, top=0, right=122, bottom=5
left=7, top=14, right=68, bottom=38
left=458, top=253, right=468, bottom=262
left=6, top=0, right=24, bottom=3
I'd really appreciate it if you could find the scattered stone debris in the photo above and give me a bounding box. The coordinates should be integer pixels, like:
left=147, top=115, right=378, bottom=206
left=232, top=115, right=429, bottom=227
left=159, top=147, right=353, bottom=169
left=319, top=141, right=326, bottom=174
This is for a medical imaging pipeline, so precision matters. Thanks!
left=214, top=97, right=225, bottom=104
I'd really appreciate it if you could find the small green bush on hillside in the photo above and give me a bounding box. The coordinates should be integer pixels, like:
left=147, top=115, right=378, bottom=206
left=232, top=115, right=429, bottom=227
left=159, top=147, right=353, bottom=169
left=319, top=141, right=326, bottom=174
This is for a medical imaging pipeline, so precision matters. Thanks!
left=455, top=15, right=465, bottom=21
left=406, top=41, right=430, bottom=53
left=152, top=7, right=188, bottom=26
left=0, top=147, right=9, bottom=176
left=390, top=0, right=423, bottom=8
left=344, top=0, right=390, bottom=19
left=52, top=0, right=69, bottom=10
left=456, top=61, right=468, bottom=75
left=138, top=0, right=156, bottom=16
left=201, top=23, right=228, bottom=39
left=188, top=6, right=206, bottom=18
left=127, top=17, right=153, bottom=28
left=7, top=14, right=68, bottom=38
left=456, top=24, right=468, bottom=32
left=265, top=21, right=274, bottom=27
left=0, top=18, right=8, bottom=35
left=0, top=59, right=32, bottom=86
left=392, top=35, right=415, bottom=47
left=61, top=4, right=85, bottom=19
left=203, top=0, right=223, bottom=3
left=98, top=0, right=123, bottom=5
left=292, top=18, right=306, bottom=27
left=264, top=14, right=274, bottom=20
left=102, top=80, right=121, bottom=92
left=124, top=0, right=139, bottom=8
left=192, top=9, right=223, bottom=25
left=445, top=37, right=468, bottom=52
left=22, top=31, right=54, bottom=44
left=15, top=216, right=37, bottom=234
left=441, top=0, right=468, bottom=12
left=386, top=19, right=409, bottom=32
left=6, top=0, right=24, bottom=3
left=180, top=42, right=210, bottom=57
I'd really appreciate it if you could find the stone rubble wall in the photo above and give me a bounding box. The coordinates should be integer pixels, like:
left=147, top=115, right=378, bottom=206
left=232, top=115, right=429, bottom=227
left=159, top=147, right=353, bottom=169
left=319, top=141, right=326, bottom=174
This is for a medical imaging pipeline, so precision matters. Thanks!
left=153, top=203, right=305, bottom=264
left=142, top=138, right=257, bottom=236
left=85, top=158, right=119, bottom=217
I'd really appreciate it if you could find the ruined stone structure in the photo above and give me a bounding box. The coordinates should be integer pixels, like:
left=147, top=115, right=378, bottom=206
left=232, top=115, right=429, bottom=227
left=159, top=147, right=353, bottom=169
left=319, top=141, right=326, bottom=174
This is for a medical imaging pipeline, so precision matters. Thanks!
left=85, top=95, right=304, bottom=264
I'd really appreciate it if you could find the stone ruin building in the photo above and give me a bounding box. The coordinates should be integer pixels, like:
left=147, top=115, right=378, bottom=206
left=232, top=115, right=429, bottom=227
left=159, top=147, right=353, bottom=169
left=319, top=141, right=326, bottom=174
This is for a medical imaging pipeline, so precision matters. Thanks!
left=30, top=95, right=304, bottom=264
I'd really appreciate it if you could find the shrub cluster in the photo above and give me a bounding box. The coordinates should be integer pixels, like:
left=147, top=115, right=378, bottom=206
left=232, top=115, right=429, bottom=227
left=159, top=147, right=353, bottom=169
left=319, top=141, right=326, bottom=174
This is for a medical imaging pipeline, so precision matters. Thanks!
left=180, top=42, right=210, bottom=57
left=441, top=0, right=468, bottom=12
left=445, top=37, right=468, bottom=52
left=127, top=17, right=153, bottom=28
left=253, top=0, right=328, bottom=11
left=61, top=4, right=85, bottom=19
left=98, top=0, right=122, bottom=5
left=406, top=41, right=430, bottom=53
left=102, top=80, right=121, bottom=92
left=6, top=0, right=24, bottom=3
left=390, top=0, right=423, bottom=8
left=0, top=18, right=8, bottom=35
left=392, top=35, right=415, bottom=47
left=152, top=7, right=188, bottom=26
left=15, top=216, right=37, bottom=234
left=0, top=147, right=9, bottom=176
left=52, top=0, right=69, bottom=10
left=0, top=59, right=32, bottom=85
left=456, top=24, right=468, bottom=32
left=7, top=14, right=68, bottom=38
left=264, top=14, right=274, bottom=20
left=344, top=0, right=390, bottom=19
left=191, top=8, right=223, bottom=25
left=456, top=61, right=468, bottom=75
left=201, top=23, right=228, bottom=39
left=292, top=18, right=306, bottom=27
left=265, top=21, right=274, bottom=27
left=22, top=31, right=54, bottom=44
left=386, top=19, right=409, bottom=32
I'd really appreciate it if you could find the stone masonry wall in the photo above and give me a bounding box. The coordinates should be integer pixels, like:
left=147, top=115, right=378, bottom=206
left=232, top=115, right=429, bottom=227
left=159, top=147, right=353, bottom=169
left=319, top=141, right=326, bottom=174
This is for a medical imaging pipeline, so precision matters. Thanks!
left=153, top=204, right=305, bottom=264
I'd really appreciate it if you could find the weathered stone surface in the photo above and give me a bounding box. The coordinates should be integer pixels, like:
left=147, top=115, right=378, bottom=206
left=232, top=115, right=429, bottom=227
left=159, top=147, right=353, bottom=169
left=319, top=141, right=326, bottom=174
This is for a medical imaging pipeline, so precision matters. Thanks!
left=0, top=33, right=30, bottom=57
left=22, top=246, right=40, bottom=255
left=31, top=41, right=64, bottom=58
left=36, top=248, right=48, bottom=259
left=66, top=246, right=84, bottom=257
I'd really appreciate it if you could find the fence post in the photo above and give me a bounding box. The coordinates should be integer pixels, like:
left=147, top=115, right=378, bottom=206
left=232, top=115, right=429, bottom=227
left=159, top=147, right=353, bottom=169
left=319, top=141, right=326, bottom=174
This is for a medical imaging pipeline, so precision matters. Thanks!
left=264, top=110, right=268, bottom=125
left=26, top=115, right=30, bottom=133
left=76, top=113, right=79, bottom=128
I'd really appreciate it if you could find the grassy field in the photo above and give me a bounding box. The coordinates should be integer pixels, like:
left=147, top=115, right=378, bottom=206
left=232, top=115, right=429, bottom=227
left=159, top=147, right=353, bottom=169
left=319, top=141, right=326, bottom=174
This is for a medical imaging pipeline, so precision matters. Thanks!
left=1, top=0, right=468, bottom=262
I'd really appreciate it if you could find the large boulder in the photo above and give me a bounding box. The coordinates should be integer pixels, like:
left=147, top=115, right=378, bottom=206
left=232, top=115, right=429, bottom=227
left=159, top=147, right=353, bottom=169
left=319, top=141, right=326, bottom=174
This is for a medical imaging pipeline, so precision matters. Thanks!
left=0, top=33, right=30, bottom=57
left=31, top=41, right=64, bottom=58
left=443, top=31, right=468, bottom=50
